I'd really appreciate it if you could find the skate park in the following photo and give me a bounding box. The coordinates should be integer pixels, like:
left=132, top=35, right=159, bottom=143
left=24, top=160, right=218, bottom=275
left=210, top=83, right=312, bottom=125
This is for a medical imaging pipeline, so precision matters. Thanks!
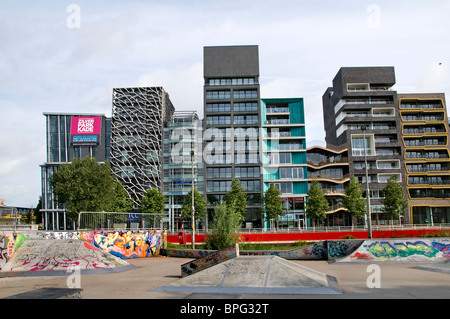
left=0, top=228, right=448, bottom=299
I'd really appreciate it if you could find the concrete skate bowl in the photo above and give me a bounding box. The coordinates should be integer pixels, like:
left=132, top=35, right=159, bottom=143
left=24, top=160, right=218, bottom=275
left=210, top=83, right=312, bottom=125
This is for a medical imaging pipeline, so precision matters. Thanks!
left=0, top=238, right=134, bottom=277
left=331, top=238, right=450, bottom=264
left=154, top=255, right=342, bottom=295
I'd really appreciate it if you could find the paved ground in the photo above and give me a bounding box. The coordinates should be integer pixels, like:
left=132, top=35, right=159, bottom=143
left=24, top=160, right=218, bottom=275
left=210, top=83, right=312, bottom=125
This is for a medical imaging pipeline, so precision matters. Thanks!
left=0, top=257, right=449, bottom=299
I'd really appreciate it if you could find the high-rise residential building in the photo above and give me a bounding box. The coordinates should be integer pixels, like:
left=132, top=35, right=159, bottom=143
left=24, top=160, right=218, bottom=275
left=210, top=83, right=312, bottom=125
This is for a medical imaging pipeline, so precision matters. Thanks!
left=306, top=144, right=351, bottom=226
left=40, top=112, right=111, bottom=230
left=163, top=111, right=204, bottom=232
left=322, top=67, right=408, bottom=225
left=111, top=87, right=175, bottom=205
left=398, top=93, right=450, bottom=224
left=203, top=45, right=264, bottom=228
left=261, top=98, right=308, bottom=229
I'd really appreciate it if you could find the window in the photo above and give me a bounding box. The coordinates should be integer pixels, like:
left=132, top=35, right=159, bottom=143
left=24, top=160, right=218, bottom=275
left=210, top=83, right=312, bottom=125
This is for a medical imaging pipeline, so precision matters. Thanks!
left=280, top=153, right=292, bottom=164
left=233, top=90, right=258, bottom=99
left=207, top=78, right=256, bottom=86
left=279, top=167, right=305, bottom=179
left=206, top=116, right=231, bottom=125
left=274, top=182, right=293, bottom=194
left=236, top=166, right=260, bottom=178
left=206, top=90, right=231, bottom=100
left=234, top=102, right=258, bottom=112
left=351, top=135, right=373, bottom=156
left=206, top=103, right=231, bottom=113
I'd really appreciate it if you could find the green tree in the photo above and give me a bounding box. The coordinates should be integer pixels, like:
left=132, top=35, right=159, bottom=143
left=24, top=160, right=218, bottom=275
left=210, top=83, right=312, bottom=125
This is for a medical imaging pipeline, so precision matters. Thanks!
left=139, top=188, right=166, bottom=228
left=181, top=187, right=207, bottom=221
left=223, top=179, right=247, bottom=222
left=341, top=177, right=367, bottom=225
left=264, top=183, right=284, bottom=229
left=382, top=176, right=408, bottom=224
left=205, top=201, right=241, bottom=250
left=306, top=180, right=329, bottom=227
left=34, top=196, right=42, bottom=226
left=107, top=180, right=133, bottom=213
left=51, top=157, right=117, bottom=224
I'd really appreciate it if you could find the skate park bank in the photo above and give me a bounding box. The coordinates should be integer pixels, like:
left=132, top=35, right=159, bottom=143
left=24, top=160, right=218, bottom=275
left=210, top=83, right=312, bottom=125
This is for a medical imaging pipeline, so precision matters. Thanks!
left=0, top=229, right=448, bottom=274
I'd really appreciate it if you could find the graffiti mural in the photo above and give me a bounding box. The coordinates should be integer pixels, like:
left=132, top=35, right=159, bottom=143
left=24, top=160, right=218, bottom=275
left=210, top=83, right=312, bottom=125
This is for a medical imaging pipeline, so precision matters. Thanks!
left=181, top=244, right=238, bottom=277
left=80, top=230, right=163, bottom=259
left=327, top=240, right=364, bottom=260
left=343, top=238, right=450, bottom=262
left=0, top=235, right=9, bottom=269
left=1, top=239, right=129, bottom=272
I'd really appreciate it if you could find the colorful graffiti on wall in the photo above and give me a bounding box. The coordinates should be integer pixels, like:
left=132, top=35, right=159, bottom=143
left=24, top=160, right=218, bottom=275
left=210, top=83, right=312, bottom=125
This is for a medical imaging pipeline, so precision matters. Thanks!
left=80, top=230, right=164, bottom=259
left=346, top=239, right=450, bottom=262
left=1, top=239, right=129, bottom=272
left=0, top=235, right=9, bottom=269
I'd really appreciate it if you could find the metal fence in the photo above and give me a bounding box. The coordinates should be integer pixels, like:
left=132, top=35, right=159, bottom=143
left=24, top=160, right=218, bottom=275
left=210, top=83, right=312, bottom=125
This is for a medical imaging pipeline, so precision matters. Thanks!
left=77, top=211, right=167, bottom=231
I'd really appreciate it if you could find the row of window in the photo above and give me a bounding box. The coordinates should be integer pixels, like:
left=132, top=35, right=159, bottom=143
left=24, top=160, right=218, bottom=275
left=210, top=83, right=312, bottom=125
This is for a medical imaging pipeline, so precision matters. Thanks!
left=403, top=126, right=446, bottom=135
left=409, top=188, right=450, bottom=199
left=406, top=163, right=449, bottom=173
left=206, top=115, right=260, bottom=125
left=206, top=102, right=259, bottom=113
left=405, top=151, right=449, bottom=159
left=206, top=90, right=258, bottom=100
left=206, top=180, right=261, bottom=192
left=204, top=154, right=261, bottom=165
left=408, top=176, right=450, bottom=185
left=207, top=78, right=257, bottom=86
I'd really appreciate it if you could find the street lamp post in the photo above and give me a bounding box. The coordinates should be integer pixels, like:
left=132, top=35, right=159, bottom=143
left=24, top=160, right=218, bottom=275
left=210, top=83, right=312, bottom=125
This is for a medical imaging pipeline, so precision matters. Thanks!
left=191, top=150, right=195, bottom=249
left=363, top=128, right=373, bottom=239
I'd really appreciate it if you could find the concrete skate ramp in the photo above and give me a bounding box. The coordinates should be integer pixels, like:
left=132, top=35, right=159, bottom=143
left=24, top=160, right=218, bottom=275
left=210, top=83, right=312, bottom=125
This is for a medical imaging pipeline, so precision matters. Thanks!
left=333, top=238, right=450, bottom=263
left=413, top=258, right=450, bottom=274
left=154, top=256, right=342, bottom=295
left=0, top=239, right=133, bottom=276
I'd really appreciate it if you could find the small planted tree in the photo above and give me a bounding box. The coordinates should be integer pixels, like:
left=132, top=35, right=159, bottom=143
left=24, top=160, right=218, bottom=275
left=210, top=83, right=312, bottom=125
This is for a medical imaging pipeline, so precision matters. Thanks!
left=341, top=177, right=366, bottom=226
left=382, top=176, right=408, bottom=225
left=223, top=179, right=247, bottom=223
left=205, top=201, right=241, bottom=250
left=264, top=183, right=284, bottom=230
left=306, top=180, right=329, bottom=227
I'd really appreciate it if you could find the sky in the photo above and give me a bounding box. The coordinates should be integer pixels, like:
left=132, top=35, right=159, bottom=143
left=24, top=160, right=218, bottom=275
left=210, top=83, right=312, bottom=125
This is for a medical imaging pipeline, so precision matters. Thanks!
left=1, top=0, right=449, bottom=207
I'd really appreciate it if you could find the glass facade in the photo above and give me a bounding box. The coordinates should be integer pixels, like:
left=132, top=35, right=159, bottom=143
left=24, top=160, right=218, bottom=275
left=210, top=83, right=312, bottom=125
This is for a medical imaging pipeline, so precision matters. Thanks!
left=40, top=113, right=109, bottom=230
left=261, top=98, right=308, bottom=229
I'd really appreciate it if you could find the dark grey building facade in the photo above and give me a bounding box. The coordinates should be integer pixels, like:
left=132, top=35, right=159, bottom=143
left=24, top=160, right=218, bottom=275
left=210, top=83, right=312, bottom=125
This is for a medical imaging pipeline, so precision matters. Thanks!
left=203, top=45, right=264, bottom=228
left=322, top=67, right=408, bottom=225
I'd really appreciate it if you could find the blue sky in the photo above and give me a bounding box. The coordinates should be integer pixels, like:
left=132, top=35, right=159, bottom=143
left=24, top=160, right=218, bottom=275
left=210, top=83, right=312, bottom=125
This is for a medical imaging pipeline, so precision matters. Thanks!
left=1, top=0, right=449, bottom=207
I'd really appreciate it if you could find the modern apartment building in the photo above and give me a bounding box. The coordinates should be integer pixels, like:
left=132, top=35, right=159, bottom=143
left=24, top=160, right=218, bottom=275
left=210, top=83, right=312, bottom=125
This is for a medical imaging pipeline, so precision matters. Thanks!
left=306, top=144, right=351, bottom=226
left=40, top=112, right=111, bottom=230
left=399, top=93, right=450, bottom=224
left=163, top=111, right=204, bottom=232
left=261, top=98, right=308, bottom=229
left=322, top=67, right=408, bottom=225
left=203, top=45, right=264, bottom=228
left=111, top=87, right=175, bottom=205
